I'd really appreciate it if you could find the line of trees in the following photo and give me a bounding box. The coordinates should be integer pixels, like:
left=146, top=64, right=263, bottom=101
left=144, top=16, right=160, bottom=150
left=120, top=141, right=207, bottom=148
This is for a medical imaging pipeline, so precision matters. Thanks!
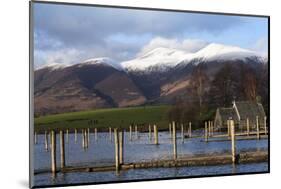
left=168, top=62, right=268, bottom=128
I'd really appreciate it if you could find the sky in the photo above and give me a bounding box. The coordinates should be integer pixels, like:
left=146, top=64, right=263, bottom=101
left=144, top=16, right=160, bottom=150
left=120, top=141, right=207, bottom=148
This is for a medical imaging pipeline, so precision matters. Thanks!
left=33, top=2, right=268, bottom=67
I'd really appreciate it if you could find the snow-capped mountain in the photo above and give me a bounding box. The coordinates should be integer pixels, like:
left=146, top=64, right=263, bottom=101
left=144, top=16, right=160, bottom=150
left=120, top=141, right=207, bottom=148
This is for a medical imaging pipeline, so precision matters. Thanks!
left=36, top=62, right=70, bottom=71
left=36, top=43, right=265, bottom=73
left=121, top=43, right=265, bottom=72
left=120, top=47, right=188, bottom=71
left=184, top=43, right=265, bottom=64
left=34, top=43, right=268, bottom=115
left=78, top=57, right=122, bottom=70
left=36, top=57, right=122, bottom=71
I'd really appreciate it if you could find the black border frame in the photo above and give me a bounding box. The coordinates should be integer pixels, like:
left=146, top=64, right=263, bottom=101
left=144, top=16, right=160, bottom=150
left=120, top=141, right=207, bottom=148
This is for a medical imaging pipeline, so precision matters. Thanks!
left=29, top=1, right=270, bottom=188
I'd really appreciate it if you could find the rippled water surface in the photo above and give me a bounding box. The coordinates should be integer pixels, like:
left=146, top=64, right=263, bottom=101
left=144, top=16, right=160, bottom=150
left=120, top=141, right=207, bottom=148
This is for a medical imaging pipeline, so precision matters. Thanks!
left=32, top=130, right=268, bottom=187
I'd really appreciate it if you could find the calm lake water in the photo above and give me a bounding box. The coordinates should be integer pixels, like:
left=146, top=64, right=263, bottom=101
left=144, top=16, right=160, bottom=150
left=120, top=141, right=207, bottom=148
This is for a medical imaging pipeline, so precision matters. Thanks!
left=32, top=130, right=268, bottom=187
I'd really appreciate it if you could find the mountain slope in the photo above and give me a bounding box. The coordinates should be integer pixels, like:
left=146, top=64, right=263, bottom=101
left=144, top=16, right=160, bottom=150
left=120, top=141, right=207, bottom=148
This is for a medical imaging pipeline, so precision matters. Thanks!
left=34, top=43, right=267, bottom=115
left=34, top=60, right=146, bottom=115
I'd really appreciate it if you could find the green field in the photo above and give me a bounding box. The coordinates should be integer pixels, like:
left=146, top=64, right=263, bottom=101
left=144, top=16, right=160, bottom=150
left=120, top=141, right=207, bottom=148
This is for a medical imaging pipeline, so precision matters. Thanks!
left=34, top=105, right=171, bottom=132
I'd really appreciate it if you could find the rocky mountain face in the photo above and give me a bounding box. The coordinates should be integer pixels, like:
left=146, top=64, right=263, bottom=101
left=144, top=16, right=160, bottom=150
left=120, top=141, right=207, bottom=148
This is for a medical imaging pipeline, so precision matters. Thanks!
left=34, top=59, right=146, bottom=116
left=34, top=44, right=267, bottom=116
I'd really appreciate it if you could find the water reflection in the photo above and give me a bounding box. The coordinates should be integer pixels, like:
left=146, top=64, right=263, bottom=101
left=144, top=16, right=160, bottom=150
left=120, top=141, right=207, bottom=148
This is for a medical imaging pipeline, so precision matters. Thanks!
left=33, top=130, right=268, bottom=187
left=34, top=162, right=268, bottom=186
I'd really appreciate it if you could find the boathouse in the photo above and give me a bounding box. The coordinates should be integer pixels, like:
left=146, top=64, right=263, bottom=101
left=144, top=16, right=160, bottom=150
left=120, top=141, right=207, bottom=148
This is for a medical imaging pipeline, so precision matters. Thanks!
left=214, top=101, right=266, bottom=130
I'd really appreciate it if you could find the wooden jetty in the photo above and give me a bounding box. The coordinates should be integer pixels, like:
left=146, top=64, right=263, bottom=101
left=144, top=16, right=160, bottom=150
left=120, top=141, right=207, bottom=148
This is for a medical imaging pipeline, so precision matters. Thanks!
left=37, top=117, right=268, bottom=176
left=34, top=150, right=268, bottom=175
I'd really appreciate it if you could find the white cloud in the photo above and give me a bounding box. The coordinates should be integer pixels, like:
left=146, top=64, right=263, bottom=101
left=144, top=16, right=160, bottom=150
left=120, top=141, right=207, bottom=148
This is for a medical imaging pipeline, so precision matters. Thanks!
left=34, top=48, right=82, bottom=67
left=35, top=4, right=242, bottom=49
left=34, top=37, right=210, bottom=68
left=138, top=37, right=208, bottom=56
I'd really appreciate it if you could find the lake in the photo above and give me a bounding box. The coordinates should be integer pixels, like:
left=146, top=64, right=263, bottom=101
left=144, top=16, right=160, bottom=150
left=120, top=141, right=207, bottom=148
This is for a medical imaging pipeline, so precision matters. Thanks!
left=32, top=130, right=268, bottom=187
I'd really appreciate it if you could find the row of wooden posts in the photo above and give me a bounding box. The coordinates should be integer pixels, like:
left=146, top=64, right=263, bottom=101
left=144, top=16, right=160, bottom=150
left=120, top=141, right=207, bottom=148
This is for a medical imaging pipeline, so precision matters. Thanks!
left=34, top=116, right=267, bottom=153
left=226, top=116, right=267, bottom=140
left=45, top=122, right=178, bottom=174
left=34, top=115, right=267, bottom=146
left=34, top=122, right=193, bottom=148
left=37, top=121, right=232, bottom=174
left=35, top=116, right=267, bottom=174
left=35, top=117, right=267, bottom=152
left=34, top=127, right=100, bottom=151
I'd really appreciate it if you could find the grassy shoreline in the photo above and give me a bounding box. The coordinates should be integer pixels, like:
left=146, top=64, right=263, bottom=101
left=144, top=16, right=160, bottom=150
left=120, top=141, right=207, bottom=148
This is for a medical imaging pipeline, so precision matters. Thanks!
left=34, top=105, right=171, bottom=132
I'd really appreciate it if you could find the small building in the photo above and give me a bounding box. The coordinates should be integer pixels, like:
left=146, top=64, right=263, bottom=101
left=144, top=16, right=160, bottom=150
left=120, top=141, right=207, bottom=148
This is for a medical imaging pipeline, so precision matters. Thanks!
left=214, top=107, right=239, bottom=130
left=214, top=101, right=266, bottom=131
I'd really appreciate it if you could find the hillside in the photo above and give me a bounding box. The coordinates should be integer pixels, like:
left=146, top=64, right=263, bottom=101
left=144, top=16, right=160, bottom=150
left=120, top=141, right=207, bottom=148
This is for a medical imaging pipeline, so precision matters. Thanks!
left=34, top=43, right=267, bottom=116
left=34, top=105, right=171, bottom=131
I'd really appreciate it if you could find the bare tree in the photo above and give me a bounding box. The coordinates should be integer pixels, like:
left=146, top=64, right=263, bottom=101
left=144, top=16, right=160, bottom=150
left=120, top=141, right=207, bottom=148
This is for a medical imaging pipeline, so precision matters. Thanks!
left=243, top=72, right=257, bottom=101
left=190, top=64, right=209, bottom=114
left=168, top=97, right=184, bottom=123
left=208, top=63, right=239, bottom=107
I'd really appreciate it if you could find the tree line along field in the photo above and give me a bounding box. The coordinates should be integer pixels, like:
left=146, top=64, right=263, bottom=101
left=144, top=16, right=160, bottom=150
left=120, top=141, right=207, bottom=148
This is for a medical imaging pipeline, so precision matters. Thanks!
left=34, top=105, right=171, bottom=132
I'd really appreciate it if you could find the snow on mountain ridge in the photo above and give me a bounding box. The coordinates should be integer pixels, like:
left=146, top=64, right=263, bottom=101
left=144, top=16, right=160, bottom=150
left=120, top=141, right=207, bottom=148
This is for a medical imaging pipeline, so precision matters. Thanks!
left=36, top=62, right=70, bottom=71
left=36, top=57, right=122, bottom=71
left=82, top=57, right=112, bottom=63
left=191, top=43, right=259, bottom=61
left=36, top=43, right=266, bottom=72
left=121, top=43, right=265, bottom=72
left=121, top=47, right=188, bottom=71
left=79, top=57, right=122, bottom=70
left=139, top=47, right=184, bottom=58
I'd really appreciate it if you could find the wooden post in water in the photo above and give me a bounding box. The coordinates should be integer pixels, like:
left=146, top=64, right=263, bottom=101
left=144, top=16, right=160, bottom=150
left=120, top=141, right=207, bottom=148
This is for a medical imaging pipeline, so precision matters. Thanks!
left=230, top=120, right=236, bottom=164
left=50, top=130, right=56, bottom=174
left=129, top=125, right=132, bottom=141
left=84, top=129, right=89, bottom=148
left=81, top=129, right=85, bottom=149
left=211, top=121, right=213, bottom=136
left=205, top=121, right=208, bottom=142
left=34, top=131, right=37, bottom=144
left=84, top=129, right=86, bottom=148
left=208, top=121, right=211, bottom=137
left=74, top=129, right=77, bottom=144
left=59, top=130, right=65, bottom=169
left=114, top=128, right=120, bottom=171
left=169, top=123, right=172, bottom=139
left=181, top=123, right=184, bottom=143
left=135, top=125, right=138, bottom=139
left=154, top=124, right=159, bottom=145
left=227, top=120, right=230, bottom=138
left=148, top=124, right=152, bottom=140
left=86, top=129, right=89, bottom=147
left=256, top=116, right=260, bottom=140
left=209, top=121, right=212, bottom=136
left=172, top=121, right=177, bottom=160
left=44, top=131, right=48, bottom=151
left=264, top=116, right=267, bottom=135
left=119, top=130, right=124, bottom=165
left=246, top=118, right=250, bottom=136
left=189, top=122, right=192, bottom=138
left=95, top=128, right=98, bottom=142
